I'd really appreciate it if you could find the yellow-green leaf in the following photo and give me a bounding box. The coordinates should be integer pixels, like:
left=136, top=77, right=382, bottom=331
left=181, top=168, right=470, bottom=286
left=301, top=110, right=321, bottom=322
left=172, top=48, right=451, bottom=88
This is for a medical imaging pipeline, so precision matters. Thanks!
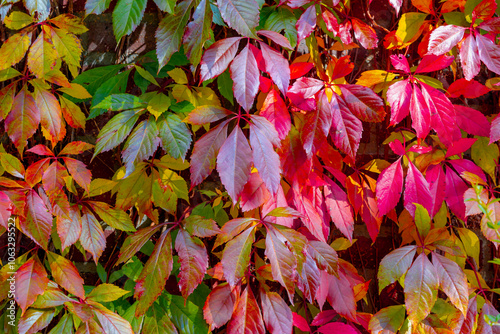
left=395, top=12, right=428, bottom=44
left=471, top=136, right=499, bottom=181
left=4, top=11, right=34, bottom=30
left=0, top=67, right=22, bottom=83
left=47, top=26, right=83, bottom=68
left=0, top=33, right=31, bottom=71
left=27, top=29, right=58, bottom=78
left=87, top=283, right=129, bottom=302
left=58, top=83, right=92, bottom=99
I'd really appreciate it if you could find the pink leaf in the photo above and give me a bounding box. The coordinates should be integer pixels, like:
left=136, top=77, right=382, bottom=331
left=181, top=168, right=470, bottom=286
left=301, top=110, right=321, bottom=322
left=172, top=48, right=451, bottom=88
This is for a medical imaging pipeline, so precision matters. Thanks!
left=387, top=79, right=412, bottom=126
left=250, top=123, right=281, bottom=194
left=338, top=84, right=386, bottom=122
left=415, top=54, right=454, bottom=73
left=389, top=0, right=402, bottom=14
left=390, top=54, right=410, bottom=73
left=491, top=114, right=500, bottom=143
left=296, top=5, right=316, bottom=42
left=427, top=25, right=466, bottom=55
left=292, top=312, right=311, bottom=332
left=259, top=42, right=290, bottom=95
left=231, top=44, right=260, bottom=112
left=409, top=83, right=431, bottom=139
left=203, top=284, right=237, bottom=330
left=318, top=270, right=357, bottom=321
left=448, top=159, right=487, bottom=183
left=324, top=177, right=354, bottom=241
left=376, top=157, right=403, bottom=216
left=455, top=105, right=490, bottom=137
left=190, top=120, right=229, bottom=186
left=351, top=18, right=378, bottom=49
left=311, top=310, right=337, bottom=327
left=200, top=37, right=242, bottom=81
left=476, top=32, right=500, bottom=76
left=425, top=164, right=446, bottom=218
left=389, top=139, right=406, bottom=155
left=287, top=77, right=324, bottom=111
left=459, top=34, right=481, bottom=81
left=240, top=172, right=270, bottom=211
left=444, top=166, right=468, bottom=221
left=404, top=161, right=433, bottom=217
left=301, top=90, right=333, bottom=157
left=260, top=290, right=293, bottom=334
left=217, top=126, right=253, bottom=202
left=330, top=94, right=363, bottom=158
left=317, top=322, right=358, bottom=334
left=447, top=78, right=490, bottom=98
left=322, top=10, right=339, bottom=35
left=257, top=30, right=292, bottom=49
left=259, top=89, right=291, bottom=140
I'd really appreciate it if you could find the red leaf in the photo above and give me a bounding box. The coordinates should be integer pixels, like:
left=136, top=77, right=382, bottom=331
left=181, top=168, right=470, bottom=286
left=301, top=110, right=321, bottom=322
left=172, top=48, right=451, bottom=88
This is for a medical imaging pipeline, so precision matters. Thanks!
left=444, top=166, right=468, bottom=221
left=200, top=37, right=242, bottom=81
left=322, top=10, right=339, bottom=35
left=222, top=225, right=256, bottom=287
left=5, top=87, right=40, bottom=155
left=250, top=123, right=281, bottom=194
left=460, top=34, right=481, bottom=81
left=409, top=83, right=431, bottom=139
left=311, top=310, right=338, bottom=327
left=184, top=105, right=232, bottom=125
left=290, top=62, right=314, bottom=79
left=80, top=207, right=106, bottom=263
left=455, top=105, right=490, bottom=137
left=47, top=251, right=85, bottom=299
left=240, top=172, right=271, bottom=211
left=287, top=77, right=324, bottom=111
left=293, top=186, right=328, bottom=242
left=58, top=141, right=94, bottom=156
left=351, top=18, right=378, bottom=49
left=175, top=227, right=208, bottom=298
left=259, top=89, right=291, bottom=140
left=338, top=84, right=386, bottom=122
left=14, top=257, right=49, bottom=315
left=257, top=30, right=292, bottom=50
left=404, top=253, right=438, bottom=323
left=390, top=54, right=410, bottom=73
left=387, top=79, right=412, bottom=125
left=259, top=42, right=290, bottom=95
left=26, top=144, right=54, bottom=156
left=301, top=90, right=333, bottom=157
left=35, top=88, right=63, bottom=146
left=57, top=204, right=82, bottom=250
left=446, top=138, right=477, bottom=157
left=292, top=312, right=311, bottom=332
left=376, top=157, right=403, bottom=216
left=472, top=0, right=497, bottom=21
left=328, top=56, right=354, bottom=80
left=231, top=44, right=260, bottom=111
left=324, top=177, right=354, bottom=241
left=448, top=159, right=487, bottom=183
left=428, top=25, right=466, bottom=55
left=415, top=54, right=454, bottom=73
left=204, top=283, right=238, bottom=330
left=404, top=161, right=433, bottom=217
left=19, top=189, right=52, bottom=250
left=217, top=126, right=253, bottom=202
left=420, top=82, right=460, bottom=146
left=227, top=286, right=265, bottom=334
left=338, top=21, right=353, bottom=45
left=318, top=270, right=357, bottom=321
left=425, top=164, right=446, bottom=218
left=261, top=290, right=293, bottom=334
left=330, top=94, right=363, bottom=158
left=296, top=5, right=316, bottom=42
left=190, top=120, right=229, bottom=186
left=317, top=322, right=358, bottom=334
left=361, top=175, right=383, bottom=242
left=447, top=78, right=490, bottom=98
left=62, top=157, right=92, bottom=192
left=475, top=32, right=500, bottom=76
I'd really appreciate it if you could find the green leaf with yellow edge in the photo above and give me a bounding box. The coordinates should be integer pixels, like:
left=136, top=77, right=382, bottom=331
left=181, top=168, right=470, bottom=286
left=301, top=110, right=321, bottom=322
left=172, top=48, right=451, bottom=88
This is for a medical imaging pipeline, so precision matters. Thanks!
left=87, top=283, right=129, bottom=302
left=472, top=136, right=499, bottom=181
left=0, top=33, right=31, bottom=71
left=47, top=251, right=86, bottom=299
left=4, top=11, right=34, bottom=30
left=89, top=201, right=136, bottom=232
left=0, top=83, right=16, bottom=120
left=414, top=204, right=431, bottom=238
left=47, top=313, right=73, bottom=334
left=395, top=12, right=427, bottom=44
left=265, top=206, right=304, bottom=218
left=414, top=75, right=444, bottom=90
left=27, top=29, right=58, bottom=79
left=158, top=113, right=192, bottom=159
left=356, top=70, right=397, bottom=87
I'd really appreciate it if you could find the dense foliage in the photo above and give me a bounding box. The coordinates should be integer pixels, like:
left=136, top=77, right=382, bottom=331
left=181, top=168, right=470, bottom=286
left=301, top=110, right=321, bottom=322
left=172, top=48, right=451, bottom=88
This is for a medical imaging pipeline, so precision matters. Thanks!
left=0, top=0, right=500, bottom=332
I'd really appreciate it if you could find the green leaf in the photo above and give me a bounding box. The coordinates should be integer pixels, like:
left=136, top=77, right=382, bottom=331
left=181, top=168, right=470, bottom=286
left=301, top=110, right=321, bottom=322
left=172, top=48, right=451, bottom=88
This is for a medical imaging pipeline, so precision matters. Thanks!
left=184, top=0, right=213, bottom=67
left=85, top=0, right=112, bottom=14
left=369, top=305, right=406, bottom=334
left=73, top=64, right=125, bottom=96
left=156, top=0, right=195, bottom=70
left=443, top=11, right=468, bottom=26
left=414, top=75, right=444, bottom=90
left=93, top=108, right=143, bottom=157
left=152, top=0, right=176, bottom=13
left=143, top=303, right=178, bottom=334
left=472, top=136, right=499, bottom=181
left=414, top=203, right=431, bottom=238
left=48, top=313, right=74, bottom=334
left=217, top=69, right=234, bottom=104
left=145, top=92, right=171, bottom=119
left=158, top=114, right=192, bottom=159
left=93, top=94, right=146, bottom=111
left=89, top=70, right=131, bottom=119
left=135, top=65, right=159, bottom=86
left=161, top=293, right=209, bottom=334
left=113, top=0, right=147, bottom=42
left=395, top=12, right=427, bottom=43
left=264, top=7, right=297, bottom=48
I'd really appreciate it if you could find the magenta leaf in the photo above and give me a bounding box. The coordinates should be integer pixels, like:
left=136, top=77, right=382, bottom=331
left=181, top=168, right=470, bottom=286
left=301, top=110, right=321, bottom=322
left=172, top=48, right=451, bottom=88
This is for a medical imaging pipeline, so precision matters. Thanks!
left=324, top=177, right=354, bottom=241
left=301, top=90, right=333, bottom=157
left=415, top=54, right=454, bottom=73
left=476, top=32, right=500, bottom=76
left=427, top=25, right=466, bottom=55
left=455, top=105, right=490, bottom=137
left=330, top=94, right=363, bottom=158
left=404, top=161, right=433, bottom=217
left=200, top=37, right=242, bottom=82
left=409, top=83, right=431, bottom=139
left=376, top=157, right=403, bottom=216
left=338, top=84, right=386, bottom=122
left=425, top=164, right=446, bottom=218
left=390, top=54, right=410, bottom=73
left=444, top=166, right=468, bottom=221
left=387, top=79, right=412, bottom=126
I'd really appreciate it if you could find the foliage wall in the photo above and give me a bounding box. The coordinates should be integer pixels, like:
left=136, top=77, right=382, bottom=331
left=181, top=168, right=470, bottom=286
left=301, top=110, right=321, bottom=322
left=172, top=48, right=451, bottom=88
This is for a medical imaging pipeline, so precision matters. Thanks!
left=0, top=0, right=500, bottom=332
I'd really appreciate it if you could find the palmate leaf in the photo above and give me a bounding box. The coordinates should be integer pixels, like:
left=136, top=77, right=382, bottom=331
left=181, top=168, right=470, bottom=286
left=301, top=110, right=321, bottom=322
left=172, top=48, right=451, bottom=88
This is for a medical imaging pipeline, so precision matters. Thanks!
left=135, top=229, right=173, bottom=316
left=217, top=0, right=259, bottom=38
left=112, top=0, right=147, bottom=41
left=47, top=251, right=85, bottom=299
left=175, top=227, right=209, bottom=298
left=156, top=0, right=195, bottom=70
left=14, top=257, right=49, bottom=315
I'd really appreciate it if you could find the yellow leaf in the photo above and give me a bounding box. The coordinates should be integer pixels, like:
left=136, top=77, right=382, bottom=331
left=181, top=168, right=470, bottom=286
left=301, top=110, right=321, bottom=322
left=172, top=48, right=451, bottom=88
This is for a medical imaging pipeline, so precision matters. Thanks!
left=60, top=96, right=86, bottom=130
left=395, top=12, right=428, bottom=44
left=167, top=68, right=188, bottom=84
left=146, top=92, right=171, bottom=119
left=47, top=26, right=83, bottom=68
left=88, top=178, right=117, bottom=197
left=471, top=136, right=499, bottom=181
left=0, top=33, right=31, bottom=71
left=27, top=29, right=58, bottom=78
left=4, top=11, right=34, bottom=30
left=87, top=283, right=129, bottom=302
left=486, top=77, right=500, bottom=90
left=356, top=70, right=397, bottom=87
left=49, top=14, right=88, bottom=34
left=58, top=83, right=92, bottom=99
